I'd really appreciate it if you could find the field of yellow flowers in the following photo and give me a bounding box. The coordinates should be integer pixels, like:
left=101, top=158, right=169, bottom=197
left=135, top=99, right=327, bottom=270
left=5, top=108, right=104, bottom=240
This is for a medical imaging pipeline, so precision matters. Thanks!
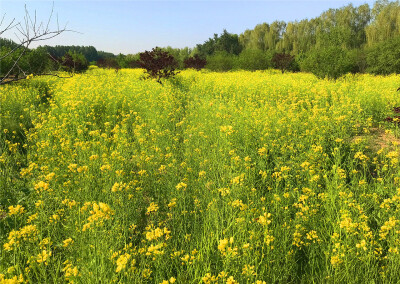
left=1, top=68, right=400, bottom=283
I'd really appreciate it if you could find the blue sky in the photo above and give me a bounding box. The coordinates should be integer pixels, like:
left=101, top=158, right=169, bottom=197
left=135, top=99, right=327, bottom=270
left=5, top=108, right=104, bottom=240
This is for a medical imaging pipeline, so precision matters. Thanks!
left=1, top=0, right=376, bottom=54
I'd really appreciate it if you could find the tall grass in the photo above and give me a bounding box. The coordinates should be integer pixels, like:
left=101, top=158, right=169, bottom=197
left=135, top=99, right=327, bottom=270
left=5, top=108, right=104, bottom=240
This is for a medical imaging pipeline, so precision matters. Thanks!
left=1, top=69, right=400, bottom=283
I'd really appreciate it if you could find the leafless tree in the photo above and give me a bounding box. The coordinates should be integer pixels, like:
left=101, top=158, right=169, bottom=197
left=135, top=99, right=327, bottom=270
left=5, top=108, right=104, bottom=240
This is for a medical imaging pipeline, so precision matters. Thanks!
left=0, top=3, right=73, bottom=85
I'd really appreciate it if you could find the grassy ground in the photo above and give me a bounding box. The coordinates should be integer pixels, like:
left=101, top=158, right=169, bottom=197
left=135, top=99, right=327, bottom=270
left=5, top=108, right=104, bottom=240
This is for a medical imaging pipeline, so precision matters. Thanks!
left=1, top=68, right=400, bottom=283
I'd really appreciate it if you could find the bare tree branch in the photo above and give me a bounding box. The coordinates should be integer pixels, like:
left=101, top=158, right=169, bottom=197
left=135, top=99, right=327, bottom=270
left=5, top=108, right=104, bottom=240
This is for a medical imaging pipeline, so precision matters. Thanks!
left=0, top=3, right=76, bottom=85
left=1, top=45, right=29, bottom=81
left=0, top=17, right=17, bottom=36
left=46, top=2, right=55, bottom=33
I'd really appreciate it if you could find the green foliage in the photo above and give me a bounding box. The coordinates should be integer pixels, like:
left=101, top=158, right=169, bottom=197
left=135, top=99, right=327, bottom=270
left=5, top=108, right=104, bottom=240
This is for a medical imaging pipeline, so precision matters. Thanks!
left=21, top=48, right=51, bottom=75
left=300, top=46, right=356, bottom=79
left=235, top=49, right=272, bottom=70
left=239, top=3, right=371, bottom=56
left=366, top=36, right=400, bottom=75
left=5, top=0, right=400, bottom=77
left=61, top=50, right=89, bottom=73
left=97, top=50, right=116, bottom=59
left=195, top=2, right=396, bottom=75
left=116, top=54, right=128, bottom=68
left=0, top=46, right=51, bottom=78
left=162, top=47, right=192, bottom=69
left=215, top=29, right=242, bottom=55
left=347, top=48, right=368, bottom=73
left=197, top=29, right=242, bottom=58
left=125, top=54, right=141, bottom=68
left=0, top=38, right=19, bottom=49
left=41, top=45, right=104, bottom=62
left=316, top=4, right=371, bottom=49
left=0, top=46, right=19, bottom=77
left=366, top=0, right=400, bottom=46
left=205, top=51, right=236, bottom=72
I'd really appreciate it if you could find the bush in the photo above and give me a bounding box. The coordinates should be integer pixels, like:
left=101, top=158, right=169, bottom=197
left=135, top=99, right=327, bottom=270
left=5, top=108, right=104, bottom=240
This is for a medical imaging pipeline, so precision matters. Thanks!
left=20, top=48, right=51, bottom=75
left=235, top=49, right=272, bottom=71
left=300, top=46, right=355, bottom=79
left=347, top=49, right=367, bottom=73
left=137, top=47, right=179, bottom=83
left=206, top=51, right=236, bottom=72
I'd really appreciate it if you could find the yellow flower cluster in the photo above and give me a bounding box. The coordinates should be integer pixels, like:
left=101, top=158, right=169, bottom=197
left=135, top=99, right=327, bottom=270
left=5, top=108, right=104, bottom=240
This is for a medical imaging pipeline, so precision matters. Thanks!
left=4, top=225, right=38, bottom=251
left=82, top=202, right=114, bottom=231
left=8, top=205, right=24, bottom=216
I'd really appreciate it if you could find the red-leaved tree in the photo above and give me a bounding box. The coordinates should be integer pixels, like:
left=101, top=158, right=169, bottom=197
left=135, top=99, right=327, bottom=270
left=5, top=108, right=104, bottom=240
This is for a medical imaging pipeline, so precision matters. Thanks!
left=272, top=53, right=295, bottom=74
left=137, top=47, right=178, bottom=84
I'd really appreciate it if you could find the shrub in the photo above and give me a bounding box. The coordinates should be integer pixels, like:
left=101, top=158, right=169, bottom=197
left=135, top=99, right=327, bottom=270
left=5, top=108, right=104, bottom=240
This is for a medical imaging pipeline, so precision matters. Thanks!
left=347, top=49, right=367, bottom=73
left=137, top=47, right=179, bottom=83
left=235, top=49, right=272, bottom=71
left=300, top=46, right=355, bottom=79
left=206, top=51, right=236, bottom=72
left=20, top=48, right=51, bottom=75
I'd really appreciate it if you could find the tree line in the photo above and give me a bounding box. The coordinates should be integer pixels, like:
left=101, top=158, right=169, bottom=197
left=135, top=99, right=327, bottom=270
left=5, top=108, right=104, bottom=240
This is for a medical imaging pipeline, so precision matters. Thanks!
left=2, top=0, right=400, bottom=80
left=103, top=0, right=400, bottom=78
left=195, top=0, right=400, bottom=78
